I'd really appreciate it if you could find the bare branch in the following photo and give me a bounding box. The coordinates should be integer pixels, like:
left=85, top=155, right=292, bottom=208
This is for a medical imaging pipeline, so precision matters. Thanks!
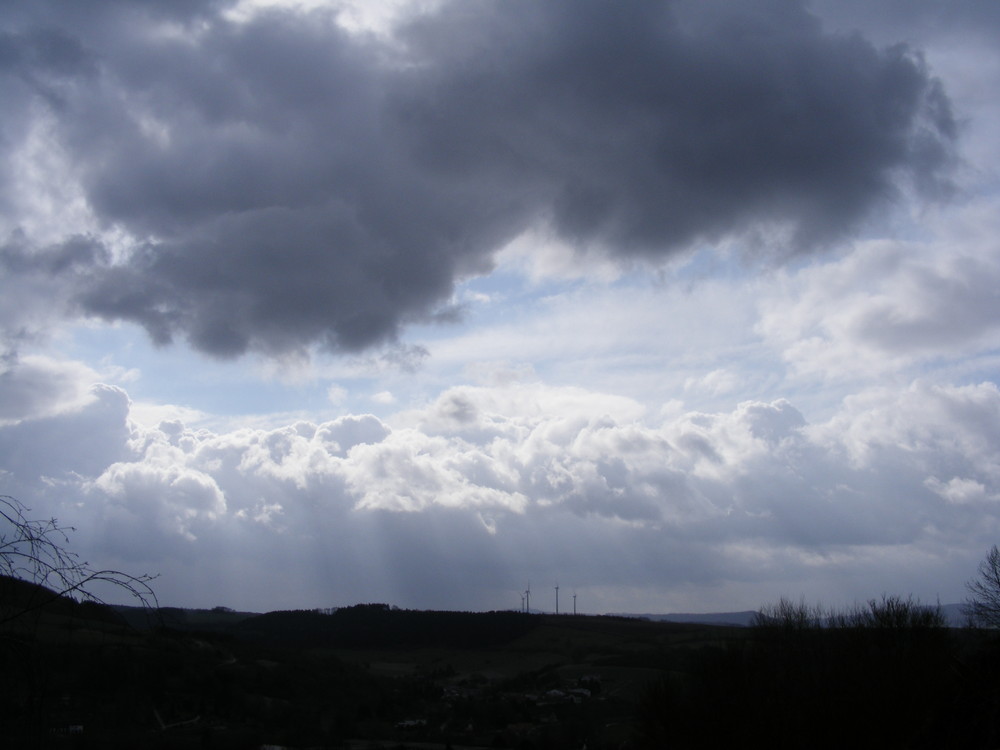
left=964, top=545, right=1000, bottom=628
left=0, top=494, right=157, bottom=628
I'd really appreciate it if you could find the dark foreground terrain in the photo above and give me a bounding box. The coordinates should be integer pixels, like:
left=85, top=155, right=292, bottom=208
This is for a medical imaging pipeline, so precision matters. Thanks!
left=4, top=580, right=1000, bottom=749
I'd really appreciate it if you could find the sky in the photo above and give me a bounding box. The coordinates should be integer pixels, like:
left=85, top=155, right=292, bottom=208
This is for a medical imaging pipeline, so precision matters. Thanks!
left=2, top=0, right=1000, bottom=615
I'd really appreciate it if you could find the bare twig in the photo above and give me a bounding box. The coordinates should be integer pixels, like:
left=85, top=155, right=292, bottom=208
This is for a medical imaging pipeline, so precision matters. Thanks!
left=965, top=545, right=1000, bottom=628
left=0, top=494, right=157, bottom=627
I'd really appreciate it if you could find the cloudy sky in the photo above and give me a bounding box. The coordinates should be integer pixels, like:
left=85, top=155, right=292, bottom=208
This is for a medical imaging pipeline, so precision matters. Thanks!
left=2, top=0, right=999, bottom=614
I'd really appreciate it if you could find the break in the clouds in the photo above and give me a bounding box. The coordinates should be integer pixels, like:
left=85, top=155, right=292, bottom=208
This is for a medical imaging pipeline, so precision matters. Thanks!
left=0, top=0, right=955, bottom=359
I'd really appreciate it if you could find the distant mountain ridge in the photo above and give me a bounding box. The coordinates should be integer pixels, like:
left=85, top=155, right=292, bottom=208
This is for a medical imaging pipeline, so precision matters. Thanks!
left=104, top=596, right=971, bottom=633
left=626, top=602, right=968, bottom=628
left=626, top=610, right=758, bottom=627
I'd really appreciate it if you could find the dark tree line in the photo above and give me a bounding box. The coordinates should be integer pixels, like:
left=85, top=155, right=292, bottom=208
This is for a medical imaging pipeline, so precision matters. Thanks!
left=236, top=603, right=538, bottom=649
left=637, top=591, right=1000, bottom=749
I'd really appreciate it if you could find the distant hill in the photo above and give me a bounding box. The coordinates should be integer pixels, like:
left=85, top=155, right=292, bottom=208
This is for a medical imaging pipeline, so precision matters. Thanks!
left=109, top=601, right=541, bottom=648
left=0, top=574, right=130, bottom=632
left=626, top=602, right=968, bottom=628
left=111, top=602, right=259, bottom=632
left=0, top=574, right=70, bottom=615
left=627, top=610, right=758, bottom=627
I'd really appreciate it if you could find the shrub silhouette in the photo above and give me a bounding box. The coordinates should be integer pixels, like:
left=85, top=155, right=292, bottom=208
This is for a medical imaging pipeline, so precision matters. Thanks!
left=637, top=595, right=955, bottom=749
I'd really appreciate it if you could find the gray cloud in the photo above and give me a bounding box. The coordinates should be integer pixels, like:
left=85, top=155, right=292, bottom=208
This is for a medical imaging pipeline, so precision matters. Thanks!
left=0, top=354, right=102, bottom=422
left=0, top=383, right=135, bottom=486
left=395, top=0, right=955, bottom=248
left=811, top=0, right=1000, bottom=41
left=756, top=198, right=1000, bottom=381
left=0, top=235, right=107, bottom=356
left=0, top=0, right=956, bottom=359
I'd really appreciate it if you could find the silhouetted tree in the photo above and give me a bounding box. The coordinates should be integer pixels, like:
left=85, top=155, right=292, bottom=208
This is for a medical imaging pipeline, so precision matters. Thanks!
left=751, top=596, right=824, bottom=631
left=1, top=494, right=157, bottom=747
left=966, top=545, right=1000, bottom=629
left=0, top=493, right=157, bottom=627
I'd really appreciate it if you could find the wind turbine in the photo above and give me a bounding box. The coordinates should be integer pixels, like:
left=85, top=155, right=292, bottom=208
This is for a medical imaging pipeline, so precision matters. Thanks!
left=555, top=584, right=559, bottom=615
left=525, top=584, right=531, bottom=613
left=573, top=590, right=577, bottom=616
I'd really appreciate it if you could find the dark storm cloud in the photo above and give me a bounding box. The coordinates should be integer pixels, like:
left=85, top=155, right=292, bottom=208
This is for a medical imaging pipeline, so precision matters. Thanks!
left=394, top=0, right=956, bottom=252
left=0, top=0, right=956, bottom=358
left=0, top=235, right=107, bottom=355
